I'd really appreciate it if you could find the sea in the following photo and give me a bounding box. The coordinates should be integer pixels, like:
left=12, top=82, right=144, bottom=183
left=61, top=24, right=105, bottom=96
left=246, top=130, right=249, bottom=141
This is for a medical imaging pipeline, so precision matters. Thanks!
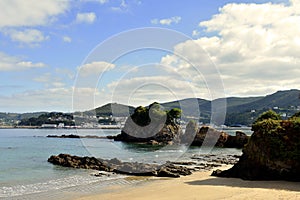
left=0, top=128, right=252, bottom=200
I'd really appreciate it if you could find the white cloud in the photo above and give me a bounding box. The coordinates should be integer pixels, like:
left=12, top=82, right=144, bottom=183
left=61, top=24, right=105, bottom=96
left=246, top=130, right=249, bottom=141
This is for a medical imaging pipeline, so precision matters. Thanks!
left=0, top=1, right=68, bottom=44
left=192, top=30, right=200, bottom=37
left=0, top=86, right=108, bottom=112
left=160, top=0, right=300, bottom=97
left=33, top=72, right=66, bottom=88
left=78, top=61, right=115, bottom=77
left=0, top=52, right=46, bottom=71
left=62, top=36, right=72, bottom=43
left=0, top=88, right=73, bottom=112
left=106, top=75, right=209, bottom=106
left=3, top=29, right=49, bottom=44
left=151, top=16, right=181, bottom=25
left=76, top=12, right=97, bottom=24
left=0, top=0, right=69, bottom=28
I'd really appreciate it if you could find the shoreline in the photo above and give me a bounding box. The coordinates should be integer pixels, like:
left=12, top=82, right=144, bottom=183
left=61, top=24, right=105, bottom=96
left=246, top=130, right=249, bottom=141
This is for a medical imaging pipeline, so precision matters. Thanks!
left=74, top=165, right=300, bottom=200
left=0, top=126, right=122, bottom=129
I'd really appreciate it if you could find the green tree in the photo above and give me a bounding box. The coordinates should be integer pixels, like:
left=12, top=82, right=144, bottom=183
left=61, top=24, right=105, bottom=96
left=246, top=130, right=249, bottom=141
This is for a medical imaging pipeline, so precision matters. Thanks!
left=130, top=103, right=182, bottom=126
left=167, top=108, right=182, bottom=125
left=131, top=106, right=150, bottom=126
left=254, top=110, right=281, bottom=124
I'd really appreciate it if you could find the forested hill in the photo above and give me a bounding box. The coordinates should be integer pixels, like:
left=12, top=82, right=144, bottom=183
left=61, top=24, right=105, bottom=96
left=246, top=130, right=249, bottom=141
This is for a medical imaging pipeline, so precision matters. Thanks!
left=161, top=89, right=300, bottom=125
left=1, top=89, right=299, bottom=126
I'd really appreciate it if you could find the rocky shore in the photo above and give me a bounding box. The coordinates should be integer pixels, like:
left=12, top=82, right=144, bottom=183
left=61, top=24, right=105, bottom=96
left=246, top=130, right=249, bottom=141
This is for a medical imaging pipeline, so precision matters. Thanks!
left=48, top=153, right=240, bottom=178
left=212, top=110, right=300, bottom=181
left=47, top=134, right=108, bottom=139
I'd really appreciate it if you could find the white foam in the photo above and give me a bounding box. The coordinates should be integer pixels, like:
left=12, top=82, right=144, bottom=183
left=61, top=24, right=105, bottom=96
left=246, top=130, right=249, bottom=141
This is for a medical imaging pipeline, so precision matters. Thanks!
left=0, top=173, right=124, bottom=198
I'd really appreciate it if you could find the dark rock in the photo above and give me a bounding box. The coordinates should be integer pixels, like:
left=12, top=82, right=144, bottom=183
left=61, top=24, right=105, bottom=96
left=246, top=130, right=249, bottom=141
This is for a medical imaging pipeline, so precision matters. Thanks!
left=191, top=127, right=249, bottom=148
left=48, top=154, right=194, bottom=178
left=109, top=158, right=122, bottom=165
left=224, top=131, right=249, bottom=148
left=171, top=161, right=197, bottom=166
left=47, top=154, right=108, bottom=171
left=212, top=119, right=300, bottom=181
left=111, top=123, right=249, bottom=149
left=157, top=168, right=180, bottom=178
left=211, top=169, right=223, bottom=176
left=47, top=134, right=108, bottom=139
left=112, top=123, right=183, bottom=145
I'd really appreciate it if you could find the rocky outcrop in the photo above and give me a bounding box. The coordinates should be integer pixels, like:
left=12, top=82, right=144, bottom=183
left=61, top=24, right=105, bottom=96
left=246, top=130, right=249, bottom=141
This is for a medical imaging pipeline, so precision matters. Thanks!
left=48, top=154, right=192, bottom=178
left=224, top=131, right=249, bottom=148
left=212, top=119, right=300, bottom=181
left=190, top=126, right=249, bottom=148
left=108, top=102, right=249, bottom=148
left=112, top=123, right=183, bottom=145
left=112, top=124, right=249, bottom=148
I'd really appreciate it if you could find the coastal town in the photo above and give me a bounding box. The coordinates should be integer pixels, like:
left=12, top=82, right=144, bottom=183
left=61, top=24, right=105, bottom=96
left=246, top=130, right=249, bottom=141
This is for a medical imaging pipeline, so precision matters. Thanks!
left=1, top=90, right=299, bottom=129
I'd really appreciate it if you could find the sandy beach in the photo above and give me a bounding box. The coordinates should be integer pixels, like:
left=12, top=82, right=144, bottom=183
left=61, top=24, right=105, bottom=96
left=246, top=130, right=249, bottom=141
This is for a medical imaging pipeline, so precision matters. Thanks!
left=75, top=166, right=300, bottom=200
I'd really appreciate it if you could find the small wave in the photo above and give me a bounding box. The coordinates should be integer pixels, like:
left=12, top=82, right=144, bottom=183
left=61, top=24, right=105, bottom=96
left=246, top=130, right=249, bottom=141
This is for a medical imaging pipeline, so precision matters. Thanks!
left=0, top=173, right=124, bottom=198
left=156, top=149, right=184, bottom=153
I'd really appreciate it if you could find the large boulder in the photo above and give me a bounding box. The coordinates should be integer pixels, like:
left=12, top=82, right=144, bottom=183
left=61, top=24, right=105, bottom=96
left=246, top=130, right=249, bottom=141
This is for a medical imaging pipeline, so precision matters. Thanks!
left=190, top=126, right=249, bottom=148
left=224, top=131, right=249, bottom=148
left=113, top=123, right=183, bottom=145
left=191, top=126, right=227, bottom=147
left=212, top=118, right=300, bottom=181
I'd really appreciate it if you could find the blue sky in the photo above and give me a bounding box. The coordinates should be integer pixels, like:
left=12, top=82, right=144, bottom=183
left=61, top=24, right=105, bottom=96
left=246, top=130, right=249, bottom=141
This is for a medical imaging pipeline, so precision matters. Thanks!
left=1, top=0, right=299, bottom=112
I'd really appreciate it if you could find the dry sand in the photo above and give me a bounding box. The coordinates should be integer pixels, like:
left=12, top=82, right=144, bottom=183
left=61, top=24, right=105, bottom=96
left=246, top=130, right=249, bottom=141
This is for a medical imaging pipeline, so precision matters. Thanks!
left=75, top=166, right=300, bottom=200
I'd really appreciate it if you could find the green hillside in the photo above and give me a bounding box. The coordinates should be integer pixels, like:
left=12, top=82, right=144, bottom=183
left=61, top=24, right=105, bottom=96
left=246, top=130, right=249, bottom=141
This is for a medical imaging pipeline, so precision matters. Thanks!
left=81, top=103, right=135, bottom=117
left=1, top=89, right=299, bottom=127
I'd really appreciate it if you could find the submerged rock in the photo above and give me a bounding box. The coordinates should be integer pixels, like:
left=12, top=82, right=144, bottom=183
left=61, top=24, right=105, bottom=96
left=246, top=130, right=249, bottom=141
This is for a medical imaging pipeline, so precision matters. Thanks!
left=47, top=134, right=108, bottom=139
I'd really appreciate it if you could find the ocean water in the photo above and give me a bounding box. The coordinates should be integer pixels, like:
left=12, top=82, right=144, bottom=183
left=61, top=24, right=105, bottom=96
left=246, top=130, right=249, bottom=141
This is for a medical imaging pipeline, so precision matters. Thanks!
left=0, top=128, right=251, bottom=199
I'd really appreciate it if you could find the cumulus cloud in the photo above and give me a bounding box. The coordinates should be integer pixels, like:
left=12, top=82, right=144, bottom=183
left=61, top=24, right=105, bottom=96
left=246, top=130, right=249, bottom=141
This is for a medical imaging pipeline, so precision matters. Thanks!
left=33, top=72, right=66, bottom=88
left=78, top=61, right=115, bottom=77
left=76, top=12, right=97, bottom=24
left=105, top=75, right=209, bottom=107
left=0, top=0, right=69, bottom=44
left=103, top=63, right=210, bottom=107
left=161, top=0, right=300, bottom=97
left=0, top=52, right=46, bottom=71
left=151, top=16, right=181, bottom=25
left=0, top=88, right=73, bottom=112
left=3, top=29, right=49, bottom=44
left=0, top=86, right=111, bottom=112
left=0, top=0, right=69, bottom=28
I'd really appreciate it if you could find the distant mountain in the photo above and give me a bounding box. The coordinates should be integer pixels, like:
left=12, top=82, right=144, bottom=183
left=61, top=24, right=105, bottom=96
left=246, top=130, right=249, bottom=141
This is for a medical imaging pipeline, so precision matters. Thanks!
left=1, top=89, right=299, bottom=127
left=228, top=89, right=300, bottom=113
left=0, top=112, right=47, bottom=120
left=82, top=103, right=135, bottom=117
left=160, top=98, right=211, bottom=123
left=0, top=112, right=48, bottom=125
left=159, top=89, right=300, bottom=126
